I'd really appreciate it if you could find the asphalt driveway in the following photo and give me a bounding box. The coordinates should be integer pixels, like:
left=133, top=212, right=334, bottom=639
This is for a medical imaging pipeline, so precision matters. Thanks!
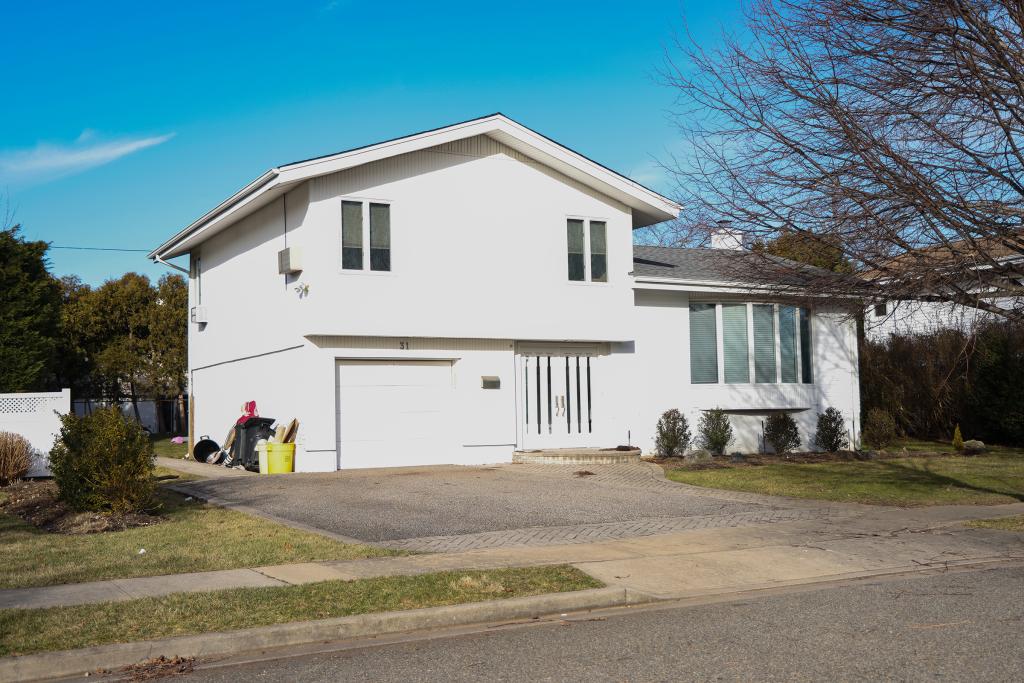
left=180, top=462, right=786, bottom=546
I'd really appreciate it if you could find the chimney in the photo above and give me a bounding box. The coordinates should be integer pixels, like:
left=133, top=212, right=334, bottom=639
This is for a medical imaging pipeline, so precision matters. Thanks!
left=711, top=220, right=745, bottom=251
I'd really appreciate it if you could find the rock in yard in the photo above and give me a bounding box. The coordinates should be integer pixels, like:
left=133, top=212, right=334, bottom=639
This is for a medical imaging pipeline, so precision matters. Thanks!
left=963, top=439, right=986, bottom=455
left=686, top=448, right=712, bottom=463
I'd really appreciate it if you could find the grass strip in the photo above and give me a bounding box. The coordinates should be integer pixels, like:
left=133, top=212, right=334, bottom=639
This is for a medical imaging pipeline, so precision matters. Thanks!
left=0, top=565, right=601, bottom=656
left=667, top=454, right=1024, bottom=506
left=0, top=489, right=396, bottom=590
left=965, top=515, right=1024, bottom=531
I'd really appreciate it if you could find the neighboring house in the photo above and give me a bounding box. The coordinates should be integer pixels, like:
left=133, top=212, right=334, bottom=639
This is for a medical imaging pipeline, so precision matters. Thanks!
left=149, top=114, right=861, bottom=470
left=864, top=237, right=1023, bottom=341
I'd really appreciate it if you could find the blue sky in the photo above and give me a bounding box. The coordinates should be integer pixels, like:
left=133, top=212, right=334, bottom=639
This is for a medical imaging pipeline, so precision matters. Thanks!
left=1, top=0, right=741, bottom=284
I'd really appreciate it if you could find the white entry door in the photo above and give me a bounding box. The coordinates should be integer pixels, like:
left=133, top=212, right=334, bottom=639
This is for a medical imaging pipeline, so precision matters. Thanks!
left=335, top=360, right=455, bottom=469
left=518, top=353, right=599, bottom=449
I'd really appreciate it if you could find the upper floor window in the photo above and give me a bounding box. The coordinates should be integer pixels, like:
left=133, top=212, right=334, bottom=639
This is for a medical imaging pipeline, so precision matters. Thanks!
left=567, top=218, right=608, bottom=282
left=690, top=302, right=814, bottom=385
left=342, top=200, right=391, bottom=271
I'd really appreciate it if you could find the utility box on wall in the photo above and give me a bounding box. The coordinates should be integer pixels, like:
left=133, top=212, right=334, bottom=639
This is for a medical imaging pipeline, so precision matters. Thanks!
left=278, top=247, right=303, bottom=274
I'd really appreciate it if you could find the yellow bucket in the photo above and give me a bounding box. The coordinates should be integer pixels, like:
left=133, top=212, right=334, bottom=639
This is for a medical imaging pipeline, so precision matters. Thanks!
left=265, top=443, right=295, bottom=474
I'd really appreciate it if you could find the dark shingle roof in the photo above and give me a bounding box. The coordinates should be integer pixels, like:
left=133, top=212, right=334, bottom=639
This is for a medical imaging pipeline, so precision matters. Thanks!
left=632, top=245, right=860, bottom=290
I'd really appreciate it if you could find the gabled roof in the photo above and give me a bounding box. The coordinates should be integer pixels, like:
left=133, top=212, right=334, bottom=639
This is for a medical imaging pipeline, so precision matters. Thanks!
left=633, top=245, right=865, bottom=291
left=149, top=113, right=681, bottom=260
left=860, top=233, right=1024, bottom=281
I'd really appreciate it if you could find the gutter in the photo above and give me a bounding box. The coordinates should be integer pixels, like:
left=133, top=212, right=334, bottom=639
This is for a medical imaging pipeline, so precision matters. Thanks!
left=148, top=169, right=280, bottom=260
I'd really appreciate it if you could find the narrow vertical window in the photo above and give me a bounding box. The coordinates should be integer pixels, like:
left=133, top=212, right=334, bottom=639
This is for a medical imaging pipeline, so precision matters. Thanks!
left=779, top=305, right=798, bottom=383
left=576, top=357, right=582, bottom=433
left=341, top=201, right=363, bottom=270
left=589, top=221, right=607, bottom=282
left=565, top=357, right=571, bottom=431
left=800, top=308, right=814, bottom=383
left=586, top=357, right=593, bottom=433
left=753, top=304, right=776, bottom=383
left=535, top=356, right=541, bottom=434
left=369, top=203, right=390, bottom=271
left=546, top=356, right=552, bottom=433
left=722, top=303, right=749, bottom=383
left=567, top=219, right=585, bottom=281
left=689, top=303, right=719, bottom=384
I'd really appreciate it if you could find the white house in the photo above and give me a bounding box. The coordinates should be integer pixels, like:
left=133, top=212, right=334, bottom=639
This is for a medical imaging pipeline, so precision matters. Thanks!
left=149, top=114, right=861, bottom=470
left=863, top=236, right=1023, bottom=342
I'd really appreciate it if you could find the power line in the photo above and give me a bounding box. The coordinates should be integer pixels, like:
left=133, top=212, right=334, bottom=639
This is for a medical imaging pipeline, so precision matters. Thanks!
left=50, top=245, right=150, bottom=252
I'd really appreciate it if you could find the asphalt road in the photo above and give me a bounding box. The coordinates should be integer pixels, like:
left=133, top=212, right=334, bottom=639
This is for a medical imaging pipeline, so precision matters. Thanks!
left=182, top=464, right=770, bottom=542
left=185, top=565, right=1024, bottom=682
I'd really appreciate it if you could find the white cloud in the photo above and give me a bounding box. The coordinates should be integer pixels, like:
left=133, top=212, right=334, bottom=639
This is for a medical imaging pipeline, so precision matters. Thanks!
left=0, top=131, right=175, bottom=185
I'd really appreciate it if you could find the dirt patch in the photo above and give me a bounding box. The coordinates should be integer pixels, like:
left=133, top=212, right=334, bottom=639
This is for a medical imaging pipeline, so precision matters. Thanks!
left=0, top=480, right=162, bottom=535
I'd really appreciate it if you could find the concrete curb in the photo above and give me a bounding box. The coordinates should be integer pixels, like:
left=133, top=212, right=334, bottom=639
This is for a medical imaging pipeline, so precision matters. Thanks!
left=0, top=587, right=654, bottom=682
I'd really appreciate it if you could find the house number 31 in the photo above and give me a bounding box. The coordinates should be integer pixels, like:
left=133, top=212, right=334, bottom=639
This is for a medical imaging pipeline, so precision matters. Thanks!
left=399, top=341, right=410, bottom=350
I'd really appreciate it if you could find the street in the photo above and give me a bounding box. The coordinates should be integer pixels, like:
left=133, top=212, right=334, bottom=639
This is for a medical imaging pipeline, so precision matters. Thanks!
left=184, top=564, right=1024, bottom=682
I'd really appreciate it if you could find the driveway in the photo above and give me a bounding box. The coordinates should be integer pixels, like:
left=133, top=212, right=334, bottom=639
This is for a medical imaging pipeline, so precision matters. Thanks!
left=179, top=462, right=832, bottom=551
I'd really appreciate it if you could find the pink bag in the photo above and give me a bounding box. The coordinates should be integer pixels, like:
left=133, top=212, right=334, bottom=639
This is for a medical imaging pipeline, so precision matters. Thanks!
left=236, top=400, right=258, bottom=425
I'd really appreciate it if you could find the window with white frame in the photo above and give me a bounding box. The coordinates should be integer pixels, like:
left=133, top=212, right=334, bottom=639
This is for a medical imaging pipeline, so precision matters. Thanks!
left=567, top=218, right=607, bottom=282
left=341, top=200, right=391, bottom=271
left=690, top=302, right=814, bottom=385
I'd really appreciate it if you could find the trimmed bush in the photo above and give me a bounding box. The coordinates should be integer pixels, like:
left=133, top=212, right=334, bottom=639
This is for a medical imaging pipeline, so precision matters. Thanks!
left=952, top=424, right=964, bottom=451
left=50, top=407, right=155, bottom=514
left=0, top=432, right=32, bottom=486
left=698, top=408, right=734, bottom=456
left=764, top=412, right=801, bottom=454
left=861, top=408, right=897, bottom=450
left=814, top=408, right=849, bottom=452
left=655, top=409, right=692, bottom=457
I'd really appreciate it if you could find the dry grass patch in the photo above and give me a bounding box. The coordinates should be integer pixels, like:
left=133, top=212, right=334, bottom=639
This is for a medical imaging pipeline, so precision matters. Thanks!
left=0, top=566, right=602, bottom=657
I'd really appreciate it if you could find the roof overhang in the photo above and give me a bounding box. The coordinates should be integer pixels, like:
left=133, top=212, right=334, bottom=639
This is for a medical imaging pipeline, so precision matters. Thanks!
left=149, top=114, right=681, bottom=260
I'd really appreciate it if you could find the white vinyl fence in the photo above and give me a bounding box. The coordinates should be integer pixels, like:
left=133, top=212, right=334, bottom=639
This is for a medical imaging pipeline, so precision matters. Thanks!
left=0, top=389, right=71, bottom=477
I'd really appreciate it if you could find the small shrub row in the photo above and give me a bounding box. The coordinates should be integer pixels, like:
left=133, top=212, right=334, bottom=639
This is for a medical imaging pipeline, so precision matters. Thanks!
left=655, top=406, right=861, bottom=456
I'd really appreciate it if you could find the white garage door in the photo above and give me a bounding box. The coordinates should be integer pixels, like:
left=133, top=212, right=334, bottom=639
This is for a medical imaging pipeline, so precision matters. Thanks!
left=336, top=360, right=455, bottom=469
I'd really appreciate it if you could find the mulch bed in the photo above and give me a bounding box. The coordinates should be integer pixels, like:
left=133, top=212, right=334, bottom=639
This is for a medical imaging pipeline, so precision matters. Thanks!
left=649, top=448, right=956, bottom=471
left=0, top=480, right=163, bottom=535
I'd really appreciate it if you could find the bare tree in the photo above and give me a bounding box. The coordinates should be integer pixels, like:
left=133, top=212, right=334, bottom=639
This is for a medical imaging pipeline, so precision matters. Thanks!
left=664, top=0, right=1024, bottom=321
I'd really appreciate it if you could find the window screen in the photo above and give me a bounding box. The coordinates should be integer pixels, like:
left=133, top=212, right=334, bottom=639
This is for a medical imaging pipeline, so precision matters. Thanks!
left=800, top=307, right=813, bottom=383
left=590, top=221, right=607, bottom=282
left=341, top=201, right=363, bottom=270
left=779, top=305, right=798, bottom=383
left=722, top=303, right=749, bottom=384
left=369, top=203, right=390, bottom=271
left=690, top=303, right=719, bottom=384
left=567, top=220, right=585, bottom=281
left=753, top=304, right=776, bottom=383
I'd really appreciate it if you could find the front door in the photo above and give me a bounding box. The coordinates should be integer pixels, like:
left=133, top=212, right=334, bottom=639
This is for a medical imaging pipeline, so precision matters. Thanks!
left=516, top=346, right=601, bottom=450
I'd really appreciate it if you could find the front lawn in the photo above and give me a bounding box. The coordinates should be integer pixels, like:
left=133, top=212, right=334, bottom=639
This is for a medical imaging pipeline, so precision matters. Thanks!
left=0, top=565, right=601, bottom=656
left=0, top=487, right=395, bottom=590
left=666, top=451, right=1024, bottom=506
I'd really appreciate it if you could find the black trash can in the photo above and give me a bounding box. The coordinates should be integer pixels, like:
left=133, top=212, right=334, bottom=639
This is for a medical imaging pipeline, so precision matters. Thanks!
left=227, top=418, right=276, bottom=471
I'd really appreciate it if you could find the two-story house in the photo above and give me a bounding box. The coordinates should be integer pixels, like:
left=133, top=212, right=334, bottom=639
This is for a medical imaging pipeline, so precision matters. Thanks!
left=149, top=114, right=861, bottom=470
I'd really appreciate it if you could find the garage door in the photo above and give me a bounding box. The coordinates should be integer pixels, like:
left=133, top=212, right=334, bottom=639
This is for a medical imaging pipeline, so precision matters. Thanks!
left=336, top=360, right=455, bottom=469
